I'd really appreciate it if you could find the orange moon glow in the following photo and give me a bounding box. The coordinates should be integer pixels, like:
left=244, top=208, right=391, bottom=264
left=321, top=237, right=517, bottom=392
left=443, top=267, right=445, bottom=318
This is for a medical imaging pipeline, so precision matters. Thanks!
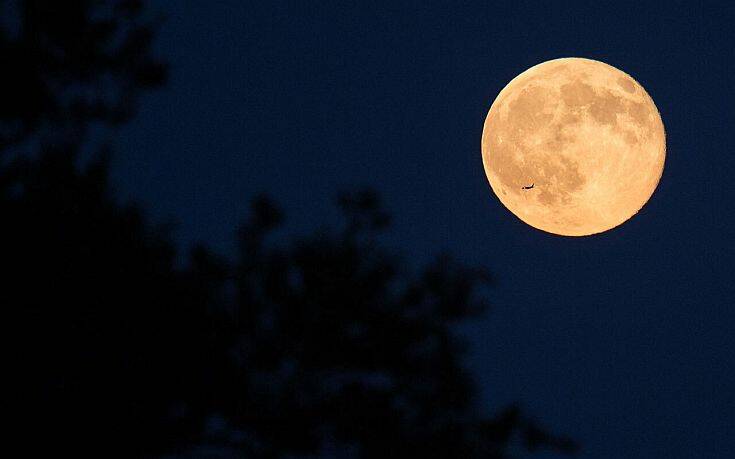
left=481, top=58, right=665, bottom=236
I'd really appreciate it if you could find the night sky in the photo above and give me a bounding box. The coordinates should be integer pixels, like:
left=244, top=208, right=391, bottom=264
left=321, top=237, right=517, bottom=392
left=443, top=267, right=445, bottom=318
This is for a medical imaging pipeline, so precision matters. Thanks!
left=113, top=1, right=734, bottom=457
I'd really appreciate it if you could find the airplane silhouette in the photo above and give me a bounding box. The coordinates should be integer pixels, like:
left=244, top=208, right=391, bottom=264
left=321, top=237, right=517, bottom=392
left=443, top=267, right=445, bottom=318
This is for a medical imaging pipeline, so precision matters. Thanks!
left=522, top=183, right=534, bottom=190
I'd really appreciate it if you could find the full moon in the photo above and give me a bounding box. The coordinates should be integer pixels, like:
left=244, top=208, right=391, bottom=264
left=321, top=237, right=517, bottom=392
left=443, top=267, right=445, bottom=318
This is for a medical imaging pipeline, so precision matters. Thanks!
left=481, top=58, right=665, bottom=236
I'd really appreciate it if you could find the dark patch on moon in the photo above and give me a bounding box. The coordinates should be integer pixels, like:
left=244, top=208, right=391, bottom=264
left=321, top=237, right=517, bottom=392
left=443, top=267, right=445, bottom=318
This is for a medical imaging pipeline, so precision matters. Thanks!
left=544, top=123, right=576, bottom=151
left=623, top=130, right=638, bottom=145
left=560, top=80, right=596, bottom=108
left=543, top=155, right=585, bottom=204
left=628, top=100, right=652, bottom=128
left=507, top=84, right=556, bottom=132
left=489, top=141, right=528, bottom=193
left=537, top=189, right=556, bottom=205
left=588, top=89, right=626, bottom=125
left=617, top=77, right=636, bottom=93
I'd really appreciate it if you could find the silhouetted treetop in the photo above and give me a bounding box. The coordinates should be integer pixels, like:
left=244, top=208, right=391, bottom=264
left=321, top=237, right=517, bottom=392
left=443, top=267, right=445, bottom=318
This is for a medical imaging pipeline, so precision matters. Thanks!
left=0, top=0, right=166, bottom=149
left=203, top=191, right=578, bottom=458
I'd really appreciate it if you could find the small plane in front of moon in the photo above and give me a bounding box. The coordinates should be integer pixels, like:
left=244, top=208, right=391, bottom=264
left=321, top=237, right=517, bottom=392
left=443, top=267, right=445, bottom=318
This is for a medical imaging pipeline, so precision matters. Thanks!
left=522, top=183, right=534, bottom=190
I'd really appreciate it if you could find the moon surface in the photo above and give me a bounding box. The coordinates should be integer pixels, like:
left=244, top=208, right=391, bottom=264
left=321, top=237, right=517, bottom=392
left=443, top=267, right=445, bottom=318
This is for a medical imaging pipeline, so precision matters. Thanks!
left=481, top=58, right=665, bottom=236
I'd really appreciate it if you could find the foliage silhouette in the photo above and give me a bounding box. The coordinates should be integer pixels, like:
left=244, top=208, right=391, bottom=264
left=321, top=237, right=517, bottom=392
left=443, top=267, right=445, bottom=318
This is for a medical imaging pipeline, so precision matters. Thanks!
left=3, top=1, right=579, bottom=457
left=0, top=0, right=166, bottom=150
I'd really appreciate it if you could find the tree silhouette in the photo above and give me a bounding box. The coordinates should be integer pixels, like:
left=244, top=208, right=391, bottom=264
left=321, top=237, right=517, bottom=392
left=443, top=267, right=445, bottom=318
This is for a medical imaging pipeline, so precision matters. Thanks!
left=214, top=191, right=578, bottom=458
left=3, top=1, right=578, bottom=457
left=0, top=0, right=166, bottom=150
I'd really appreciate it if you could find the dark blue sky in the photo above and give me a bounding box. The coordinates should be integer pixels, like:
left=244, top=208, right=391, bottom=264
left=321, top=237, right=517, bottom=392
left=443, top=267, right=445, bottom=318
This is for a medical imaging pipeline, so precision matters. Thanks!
left=113, top=1, right=734, bottom=457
